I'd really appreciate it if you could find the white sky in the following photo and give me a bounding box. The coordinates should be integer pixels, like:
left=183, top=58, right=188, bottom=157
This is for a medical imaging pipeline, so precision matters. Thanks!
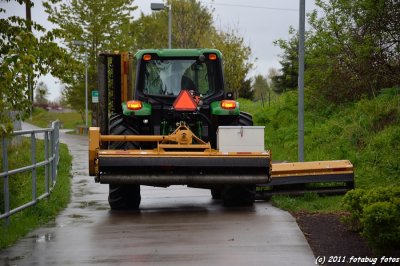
left=1, top=0, right=317, bottom=101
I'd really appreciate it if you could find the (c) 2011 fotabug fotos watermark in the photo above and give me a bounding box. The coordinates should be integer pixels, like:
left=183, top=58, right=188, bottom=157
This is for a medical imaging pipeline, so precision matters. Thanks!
left=315, top=255, right=400, bottom=265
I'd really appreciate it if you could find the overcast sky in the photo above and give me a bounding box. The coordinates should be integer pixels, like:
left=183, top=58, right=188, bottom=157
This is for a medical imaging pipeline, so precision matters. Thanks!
left=1, top=0, right=317, bottom=101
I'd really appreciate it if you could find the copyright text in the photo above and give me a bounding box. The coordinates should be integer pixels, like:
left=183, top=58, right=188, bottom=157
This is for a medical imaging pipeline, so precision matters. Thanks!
left=315, top=256, right=400, bottom=265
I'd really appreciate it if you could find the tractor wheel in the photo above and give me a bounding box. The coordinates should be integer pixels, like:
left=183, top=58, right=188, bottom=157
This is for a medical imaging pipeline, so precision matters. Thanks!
left=108, top=114, right=141, bottom=210
left=108, top=114, right=140, bottom=150
left=222, top=185, right=256, bottom=207
left=221, top=111, right=256, bottom=206
left=109, top=184, right=141, bottom=210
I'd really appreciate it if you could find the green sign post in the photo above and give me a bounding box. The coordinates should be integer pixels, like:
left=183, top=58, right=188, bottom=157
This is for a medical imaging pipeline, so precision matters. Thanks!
left=92, top=90, right=99, bottom=103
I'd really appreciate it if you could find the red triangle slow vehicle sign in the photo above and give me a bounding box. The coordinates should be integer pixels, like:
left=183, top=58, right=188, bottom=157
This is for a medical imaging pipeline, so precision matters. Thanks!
left=173, top=90, right=198, bottom=111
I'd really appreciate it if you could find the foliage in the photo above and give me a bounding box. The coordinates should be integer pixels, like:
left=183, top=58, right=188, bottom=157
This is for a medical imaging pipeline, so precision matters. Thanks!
left=238, top=79, right=253, bottom=100
left=43, top=0, right=137, bottom=120
left=0, top=0, right=71, bottom=134
left=0, top=140, right=72, bottom=249
left=34, top=81, right=49, bottom=105
left=212, top=29, right=254, bottom=98
left=309, top=0, right=400, bottom=103
left=275, top=0, right=400, bottom=104
left=342, top=187, right=400, bottom=251
left=252, top=74, right=268, bottom=101
left=170, top=0, right=214, bottom=48
left=133, top=0, right=214, bottom=50
left=272, top=27, right=300, bottom=94
left=252, top=74, right=278, bottom=105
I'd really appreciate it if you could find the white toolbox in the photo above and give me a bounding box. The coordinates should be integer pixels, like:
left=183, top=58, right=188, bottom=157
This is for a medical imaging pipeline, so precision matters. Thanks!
left=217, top=126, right=265, bottom=152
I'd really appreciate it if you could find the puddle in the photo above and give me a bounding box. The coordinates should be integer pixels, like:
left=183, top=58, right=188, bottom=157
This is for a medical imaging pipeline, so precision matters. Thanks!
left=35, top=233, right=55, bottom=243
left=95, top=206, right=109, bottom=211
left=68, top=214, right=86, bottom=219
left=77, top=201, right=102, bottom=209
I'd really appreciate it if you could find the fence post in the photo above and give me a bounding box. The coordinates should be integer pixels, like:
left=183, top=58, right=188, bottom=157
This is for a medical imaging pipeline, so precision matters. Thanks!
left=51, top=121, right=59, bottom=185
left=44, top=131, right=49, bottom=195
left=2, top=136, right=10, bottom=225
left=31, top=132, right=37, bottom=204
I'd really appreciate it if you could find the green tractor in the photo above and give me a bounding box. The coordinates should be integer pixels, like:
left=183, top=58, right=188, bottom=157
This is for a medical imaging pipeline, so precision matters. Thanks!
left=90, top=49, right=271, bottom=209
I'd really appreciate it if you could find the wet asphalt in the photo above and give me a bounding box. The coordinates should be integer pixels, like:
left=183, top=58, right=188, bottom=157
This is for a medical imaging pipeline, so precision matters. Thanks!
left=0, top=124, right=316, bottom=265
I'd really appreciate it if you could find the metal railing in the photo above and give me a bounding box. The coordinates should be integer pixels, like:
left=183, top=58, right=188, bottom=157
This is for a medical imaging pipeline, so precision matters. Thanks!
left=0, top=121, right=60, bottom=225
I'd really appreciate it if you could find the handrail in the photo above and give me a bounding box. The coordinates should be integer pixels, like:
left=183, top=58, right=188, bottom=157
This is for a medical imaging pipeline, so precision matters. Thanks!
left=0, top=121, right=60, bottom=225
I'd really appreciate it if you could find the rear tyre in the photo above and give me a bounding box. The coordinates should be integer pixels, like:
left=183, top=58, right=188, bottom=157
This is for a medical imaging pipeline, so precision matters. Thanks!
left=109, top=114, right=140, bottom=150
left=222, top=185, right=256, bottom=207
left=108, top=114, right=141, bottom=210
left=221, top=112, right=256, bottom=206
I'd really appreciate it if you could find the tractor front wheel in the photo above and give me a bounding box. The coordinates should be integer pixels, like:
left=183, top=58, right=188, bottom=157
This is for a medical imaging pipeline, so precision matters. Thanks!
left=108, top=184, right=141, bottom=210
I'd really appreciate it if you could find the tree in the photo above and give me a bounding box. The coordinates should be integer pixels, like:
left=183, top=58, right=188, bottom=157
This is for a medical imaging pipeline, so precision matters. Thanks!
left=170, top=0, right=214, bottom=48
left=0, top=0, right=70, bottom=134
left=306, top=0, right=400, bottom=103
left=267, top=68, right=279, bottom=94
left=253, top=74, right=270, bottom=105
left=133, top=0, right=214, bottom=49
left=44, top=0, right=137, bottom=120
left=212, top=29, right=254, bottom=98
left=275, top=0, right=400, bottom=104
left=34, top=81, right=49, bottom=106
left=238, top=78, right=254, bottom=100
left=273, top=27, right=300, bottom=94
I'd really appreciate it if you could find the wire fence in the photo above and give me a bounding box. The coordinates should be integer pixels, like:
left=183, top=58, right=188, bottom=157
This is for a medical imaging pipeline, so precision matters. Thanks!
left=0, top=121, right=60, bottom=225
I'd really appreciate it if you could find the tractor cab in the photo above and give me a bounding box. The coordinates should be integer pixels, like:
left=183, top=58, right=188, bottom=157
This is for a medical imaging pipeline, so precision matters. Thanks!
left=134, top=49, right=226, bottom=105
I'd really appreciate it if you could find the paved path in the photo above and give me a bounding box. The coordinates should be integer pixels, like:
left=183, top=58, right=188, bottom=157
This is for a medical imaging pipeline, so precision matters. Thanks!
left=0, top=123, right=316, bottom=265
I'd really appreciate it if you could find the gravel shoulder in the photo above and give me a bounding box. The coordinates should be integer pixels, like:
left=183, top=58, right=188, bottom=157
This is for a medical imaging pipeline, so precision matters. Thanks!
left=293, top=212, right=400, bottom=266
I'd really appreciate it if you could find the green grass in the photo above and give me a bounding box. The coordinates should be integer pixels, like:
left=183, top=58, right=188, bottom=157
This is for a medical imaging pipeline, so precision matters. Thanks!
left=271, top=193, right=344, bottom=213
left=239, top=88, right=400, bottom=213
left=28, top=107, right=84, bottom=129
left=0, top=139, right=72, bottom=249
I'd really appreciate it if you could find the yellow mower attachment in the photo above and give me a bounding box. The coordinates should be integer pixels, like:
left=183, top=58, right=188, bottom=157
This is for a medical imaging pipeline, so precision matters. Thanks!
left=257, top=160, right=354, bottom=197
left=89, top=123, right=271, bottom=186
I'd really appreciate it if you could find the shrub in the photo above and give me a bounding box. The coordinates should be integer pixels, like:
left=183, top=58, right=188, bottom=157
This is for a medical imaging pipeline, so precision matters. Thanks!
left=361, top=201, right=400, bottom=251
left=341, top=189, right=366, bottom=230
left=342, top=187, right=400, bottom=251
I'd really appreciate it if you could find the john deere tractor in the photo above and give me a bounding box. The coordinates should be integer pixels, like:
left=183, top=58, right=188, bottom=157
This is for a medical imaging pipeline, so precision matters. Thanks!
left=89, top=49, right=271, bottom=209
left=88, top=49, right=354, bottom=210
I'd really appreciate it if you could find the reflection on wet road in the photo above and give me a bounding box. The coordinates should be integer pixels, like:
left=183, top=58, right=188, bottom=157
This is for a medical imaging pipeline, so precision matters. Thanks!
left=0, top=129, right=315, bottom=265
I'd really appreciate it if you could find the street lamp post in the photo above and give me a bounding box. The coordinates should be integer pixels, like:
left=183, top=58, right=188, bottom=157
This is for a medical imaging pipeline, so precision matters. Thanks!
left=73, top=40, right=89, bottom=128
left=151, top=2, right=172, bottom=49
left=298, top=0, right=305, bottom=162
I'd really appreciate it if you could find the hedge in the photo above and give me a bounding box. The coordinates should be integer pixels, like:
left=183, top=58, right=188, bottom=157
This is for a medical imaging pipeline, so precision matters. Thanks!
left=342, top=187, right=400, bottom=252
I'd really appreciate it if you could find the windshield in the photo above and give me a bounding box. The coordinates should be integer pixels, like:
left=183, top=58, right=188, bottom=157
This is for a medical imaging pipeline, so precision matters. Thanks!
left=143, top=59, right=216, bottom=97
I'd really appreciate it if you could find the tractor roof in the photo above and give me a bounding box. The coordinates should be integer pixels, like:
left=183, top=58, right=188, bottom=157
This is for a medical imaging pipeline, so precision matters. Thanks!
left=135, top=49, right=222, bottom=60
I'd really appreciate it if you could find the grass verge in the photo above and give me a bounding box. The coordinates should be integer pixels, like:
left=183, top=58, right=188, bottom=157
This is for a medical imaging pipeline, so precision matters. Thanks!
left=0, top=141, right=72, bottom=249
left=29, top=107, right=83, bottom=129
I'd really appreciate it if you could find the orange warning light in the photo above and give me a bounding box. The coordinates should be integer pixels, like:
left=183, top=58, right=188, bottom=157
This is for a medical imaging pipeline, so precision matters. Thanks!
left=221, top=100, right=236, bottom=109
left=173, top=90, right=198, bottom=111
left=127, top=100, right=143, bottom=110
left=143, top=54, right=152, bottom=61
left=208, top=54, right=217, bottom=61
